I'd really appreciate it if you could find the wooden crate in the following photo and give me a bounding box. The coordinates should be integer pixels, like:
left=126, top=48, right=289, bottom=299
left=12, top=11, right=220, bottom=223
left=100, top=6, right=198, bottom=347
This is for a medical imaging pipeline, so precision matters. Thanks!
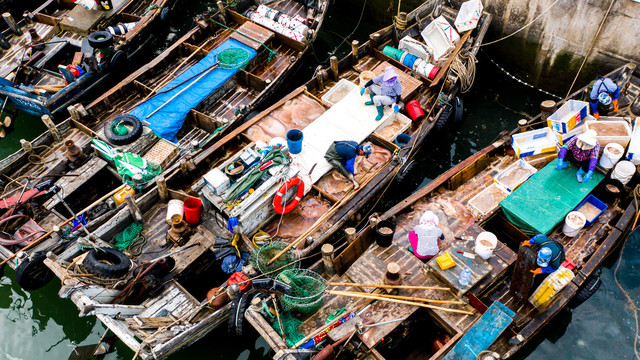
left=143, top=140, right=179, bottom=169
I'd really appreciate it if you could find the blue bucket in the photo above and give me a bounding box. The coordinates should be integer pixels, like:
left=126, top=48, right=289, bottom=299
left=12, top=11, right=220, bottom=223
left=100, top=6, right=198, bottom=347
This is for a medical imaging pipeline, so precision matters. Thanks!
left=402, top=53, right=418, bottom=69
left=286, top=129, right=303, bottom=154
left=394, top=133, right=411, bottom=148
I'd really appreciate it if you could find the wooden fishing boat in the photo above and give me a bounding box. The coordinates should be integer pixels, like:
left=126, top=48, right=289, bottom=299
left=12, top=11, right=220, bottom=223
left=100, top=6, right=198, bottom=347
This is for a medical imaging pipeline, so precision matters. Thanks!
left=0, top=0, right=330, bottom=289
left=0, top=0, right=176, bottom=116
left=36, top=2, right=491, bottom=356
left=247, top=63, right=640, bottom=359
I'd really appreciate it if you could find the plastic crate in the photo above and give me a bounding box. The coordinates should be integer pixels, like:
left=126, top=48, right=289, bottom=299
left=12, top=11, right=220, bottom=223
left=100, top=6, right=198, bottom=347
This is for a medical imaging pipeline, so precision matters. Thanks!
left=493, top=159, right=537, bottom=192
left=321, top=79, right=357, bottom=106
left=585, top=117, right=632, bottom=154
left=547, top=100, right=588, bottom=134
left=626, top=117, right=640, bottom=164
left=455, top=0, right=483, bottom=32
left=467, top=183, right=510, bottom=216
left=421, top=19, right=454, bottom=62
left=511, top=128, right=558, bottom=158
left=574, top=194, right=607, bottom=227
left=433, top=15, right=460, bottom=45
left=553, top=123, right=585, bottom=146
left=399, top=36, right=433, bottom=61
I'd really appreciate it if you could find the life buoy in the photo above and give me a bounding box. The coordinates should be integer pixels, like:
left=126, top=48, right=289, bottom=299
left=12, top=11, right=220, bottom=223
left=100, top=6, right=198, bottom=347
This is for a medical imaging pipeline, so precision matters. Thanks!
left=273, top=177, right=304, bottom=214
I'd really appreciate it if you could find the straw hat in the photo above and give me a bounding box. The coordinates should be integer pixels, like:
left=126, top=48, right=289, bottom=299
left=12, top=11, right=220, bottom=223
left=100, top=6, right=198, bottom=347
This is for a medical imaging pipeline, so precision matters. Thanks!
left=577, top=129, right=598, bottom=148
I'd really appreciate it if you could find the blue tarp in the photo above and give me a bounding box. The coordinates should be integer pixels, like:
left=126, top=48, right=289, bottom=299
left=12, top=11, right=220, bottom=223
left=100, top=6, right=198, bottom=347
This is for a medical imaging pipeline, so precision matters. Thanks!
left=130, top=38, right=257, bottom=141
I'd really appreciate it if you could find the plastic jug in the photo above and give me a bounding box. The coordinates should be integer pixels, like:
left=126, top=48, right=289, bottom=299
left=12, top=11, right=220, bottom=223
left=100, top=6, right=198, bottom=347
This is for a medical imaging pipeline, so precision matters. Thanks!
left=458, top=266, right=471, bottom=286
left=113, top=185, right=135, bottom=207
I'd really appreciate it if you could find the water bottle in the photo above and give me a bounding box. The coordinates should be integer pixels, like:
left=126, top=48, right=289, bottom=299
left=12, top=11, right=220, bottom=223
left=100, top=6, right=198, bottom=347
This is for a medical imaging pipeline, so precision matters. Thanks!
left=458, top=266, right=471, bottom=286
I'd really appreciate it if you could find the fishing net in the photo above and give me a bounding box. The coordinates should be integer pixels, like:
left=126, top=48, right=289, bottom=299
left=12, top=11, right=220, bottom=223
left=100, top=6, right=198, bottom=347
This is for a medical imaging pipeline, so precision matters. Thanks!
left=249, top=241, right=299, bottom=278
left=276, top=269, right=325, bottom=314
left=114, top=223, right=144, bottom=252
left=217, top=48, right=251, bottom=69
left=272, top=310, right=305, bottom=348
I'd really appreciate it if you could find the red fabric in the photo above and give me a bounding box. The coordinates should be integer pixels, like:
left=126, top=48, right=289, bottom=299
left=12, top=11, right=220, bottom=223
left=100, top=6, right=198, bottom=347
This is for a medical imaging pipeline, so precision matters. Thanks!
left=227, top=271, right=252, bottom=293
left=0, top=189, right=45, bottom=209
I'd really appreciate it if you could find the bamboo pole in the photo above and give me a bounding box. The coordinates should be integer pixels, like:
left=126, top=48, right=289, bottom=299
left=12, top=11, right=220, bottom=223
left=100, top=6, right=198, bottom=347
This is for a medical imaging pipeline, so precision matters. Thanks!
left=291, top=306, right=356, bottom=349
left=328, top=282, right=451, bottom=291
left=326, top=290, right=475, bottom=315
left=352, top=290, right=464, bottom=305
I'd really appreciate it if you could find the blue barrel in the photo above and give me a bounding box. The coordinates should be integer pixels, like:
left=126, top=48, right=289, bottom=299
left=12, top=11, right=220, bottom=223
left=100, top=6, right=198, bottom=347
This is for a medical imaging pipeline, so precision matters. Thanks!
left=402, top=53, right=418, bottom=69
left=286, top=129, right=303, bottom=154
left=394, top=133, right=411, bottom=148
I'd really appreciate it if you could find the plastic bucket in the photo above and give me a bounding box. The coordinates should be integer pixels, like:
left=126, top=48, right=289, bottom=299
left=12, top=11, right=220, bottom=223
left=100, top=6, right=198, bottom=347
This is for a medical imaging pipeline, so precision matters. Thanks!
left=563, top=211, right=586, bottom=237
left=599, top=178, right=624, bottom=202
left=474, top=231, right=497, bottom=260
left=359, top=70, right=375, bottom=87
left=413, top=61, right=439, bottom=80
left=382, top=46, right=405, bottom=62
left=401, top=53, right=418, bottom=69
left=599, top=143, right=624, bottom=169
left=406, top=99, right=425, bottom=122
left=286, top=129, right=303, bottom=154
left=184, top=197, right=203, bottom=224
left=166, top=199, right=184, bottom=224
left=612, top=160, right=635, bottom=185
left=394, top=134, right=411, bottom=148
left=375, top=220, right=396, bottom=247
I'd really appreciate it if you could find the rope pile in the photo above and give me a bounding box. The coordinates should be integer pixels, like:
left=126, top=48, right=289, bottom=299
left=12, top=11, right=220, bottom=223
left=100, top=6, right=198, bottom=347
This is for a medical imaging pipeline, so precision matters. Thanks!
left=449, top=51, right=476, bottom=93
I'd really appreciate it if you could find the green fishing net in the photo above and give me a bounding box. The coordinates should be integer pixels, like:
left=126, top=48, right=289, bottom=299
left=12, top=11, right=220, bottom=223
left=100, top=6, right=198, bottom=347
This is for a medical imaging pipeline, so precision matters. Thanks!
left=217, top=48, right=251, bottom=69
left=276, top=269, right=325, bottom=314
left=114, top=223, right=144, bottom=251
left=249, top=241, right=299, bottom=278
left=272, top=310, right=305, bottom=348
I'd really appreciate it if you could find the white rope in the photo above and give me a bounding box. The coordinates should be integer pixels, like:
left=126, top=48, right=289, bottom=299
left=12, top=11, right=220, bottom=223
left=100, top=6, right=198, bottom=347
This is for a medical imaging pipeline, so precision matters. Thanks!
left=449, top=51, right=476, bottom=93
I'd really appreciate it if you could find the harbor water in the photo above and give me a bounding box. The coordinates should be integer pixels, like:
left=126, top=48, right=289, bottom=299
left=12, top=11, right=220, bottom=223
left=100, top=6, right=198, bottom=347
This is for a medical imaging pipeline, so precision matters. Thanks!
left=0, top=0, right=638, bottom=359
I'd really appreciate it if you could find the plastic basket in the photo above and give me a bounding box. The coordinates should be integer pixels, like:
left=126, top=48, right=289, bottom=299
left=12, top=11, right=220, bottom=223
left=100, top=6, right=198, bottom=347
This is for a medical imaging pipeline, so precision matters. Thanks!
left=250, top=241, right=300, bottom=278
left=574, top=194, right=607, bottom=227
left=276, top=269, right=325, bottom=314
left=547, top=100, right=588, bottom=134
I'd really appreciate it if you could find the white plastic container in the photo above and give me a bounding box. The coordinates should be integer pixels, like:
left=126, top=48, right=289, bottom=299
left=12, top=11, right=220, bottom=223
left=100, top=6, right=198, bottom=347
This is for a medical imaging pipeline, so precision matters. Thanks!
left=563, top=211, right=586, bottom=237
left=599, top=143, right=625, bottom=170
left=626, top=118, right=640, bottom=165
left=166, top=199, right=184, bottom=224
left=433, top=15, right=460, bottom=45
left=553, top=123, right=585, bottom=146
left=321, top=78, right=358, bottom=106
left=455, top=0, right=484, bottom=32
left=612, top=160, right=635, bottom=185
left=421, top=19, right=455, bottom=62
left=203, top=168, right=230, bottom=195
left=474, top=231, right=497, bottom=260
left=585, top=118, right=632, bottom=152
left=398, top=36, right=433, bottom=61
left=547, top=100, right=589, bottom=134
left=511, top=127, right=558, bottom=158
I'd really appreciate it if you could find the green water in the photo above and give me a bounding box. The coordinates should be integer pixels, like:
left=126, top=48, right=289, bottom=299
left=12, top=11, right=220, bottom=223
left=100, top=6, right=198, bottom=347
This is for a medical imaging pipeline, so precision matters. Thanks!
left=1, top=0, right=638, bottom=359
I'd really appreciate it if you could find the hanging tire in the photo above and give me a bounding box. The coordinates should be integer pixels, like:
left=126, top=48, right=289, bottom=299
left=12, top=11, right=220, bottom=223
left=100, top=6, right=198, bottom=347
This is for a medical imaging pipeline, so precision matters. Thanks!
left=228, top=290, right=254, bottom=336
left=434, top=104, right=453, bottom=132
left=393, top=160, right=416, bottom=185
left=82, top=247, right=131, bottom=279
left=15, top=251, right=54, bottom=290
left=88, top=31, right=114, bottom=49
left=109, top=50, right=128, bottom=71
left=104, top=114, right=142, bottom=146
left=570, top=274, right=601, bottom=308
left=453, top=96, right=464, bottom=124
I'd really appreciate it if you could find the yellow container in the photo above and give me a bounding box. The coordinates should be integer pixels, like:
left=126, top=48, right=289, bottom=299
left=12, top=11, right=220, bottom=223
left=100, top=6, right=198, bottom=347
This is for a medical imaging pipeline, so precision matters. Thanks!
left=436, top=253, right=456, bottom=270
left=113, top=185, right=136, bottom=207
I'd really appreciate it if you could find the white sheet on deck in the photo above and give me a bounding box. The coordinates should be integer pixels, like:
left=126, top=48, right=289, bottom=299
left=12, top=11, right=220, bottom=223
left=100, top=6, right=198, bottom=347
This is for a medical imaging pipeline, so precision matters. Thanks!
left=289, top=84, right=395, bottom=183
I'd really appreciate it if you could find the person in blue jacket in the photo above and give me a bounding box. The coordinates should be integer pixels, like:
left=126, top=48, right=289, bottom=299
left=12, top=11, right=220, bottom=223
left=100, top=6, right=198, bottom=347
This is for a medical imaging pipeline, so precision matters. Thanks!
left=360, top=67, right=402, bottom=121
left=324, top=140, right=372, bottom=190
left=521, top=234, right=565, bottom=275
left=589, top=77, right=620, bottom=119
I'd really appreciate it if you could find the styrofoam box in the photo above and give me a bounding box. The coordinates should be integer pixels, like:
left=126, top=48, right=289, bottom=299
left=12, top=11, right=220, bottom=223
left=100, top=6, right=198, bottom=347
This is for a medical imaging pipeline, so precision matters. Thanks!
left=585, top=117, right=632, bottom=154
left=421, top=19, right=455, bottom=62
left=455, top=0, right=483, bottom=32
left=493, top=159, right=537, bottom=192
left=547, top=100, right=588, bottom=134
left=433, top=15, right=460, bottom=45
left=626, top=117, right=640, bottom=165
left=511, top=127, right=558, bottom=158
left=398, top=36, right=433, bottom=62
left=467, top=182, right=510, bottom=216
left=553, top=123, right=585, bottom=146
left=321, top=78, right=357, bottom=106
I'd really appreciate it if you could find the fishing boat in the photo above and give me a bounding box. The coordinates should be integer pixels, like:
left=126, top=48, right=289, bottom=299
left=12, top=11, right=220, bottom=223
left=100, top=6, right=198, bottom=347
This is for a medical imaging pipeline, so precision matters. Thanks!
left=0, top=0, right=175, bottom=117
left=36, top=1, right=490, bottom=356
left=0, top=0, right=330, bottom=290
left=246, top=63, right=640, bottom=359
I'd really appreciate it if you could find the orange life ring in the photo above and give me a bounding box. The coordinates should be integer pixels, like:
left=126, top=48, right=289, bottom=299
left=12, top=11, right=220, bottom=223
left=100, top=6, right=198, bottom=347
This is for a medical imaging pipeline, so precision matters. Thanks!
left=273, top=177, right=304, bottom=214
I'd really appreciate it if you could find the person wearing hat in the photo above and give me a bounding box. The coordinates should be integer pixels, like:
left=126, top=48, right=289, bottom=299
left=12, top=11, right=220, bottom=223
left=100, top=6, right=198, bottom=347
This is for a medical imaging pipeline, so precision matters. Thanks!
left=556, top=129, right=600, bottom=183
left=360, top=66, right=403, bottom=121
left=324, top=140, right=372, bottom=190
left=521, top=234, right=566, bottom=275
left=408, top=211, right=444, bottom=260
left=588, top=77, right=620, bottom=120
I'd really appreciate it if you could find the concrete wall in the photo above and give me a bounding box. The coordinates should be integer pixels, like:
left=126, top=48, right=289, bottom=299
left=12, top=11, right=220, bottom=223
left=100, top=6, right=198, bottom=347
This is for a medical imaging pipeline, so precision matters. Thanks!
left=455, top=0, right=640, bottom=93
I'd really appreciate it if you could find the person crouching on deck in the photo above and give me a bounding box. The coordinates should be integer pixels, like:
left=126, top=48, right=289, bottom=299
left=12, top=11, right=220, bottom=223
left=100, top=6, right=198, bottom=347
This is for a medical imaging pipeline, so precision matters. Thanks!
left=555, top=129, right=599, bottom=183
left=408, top=211, right=443, bottom=260
left=360, top=66, right=402, bottom=121
left=588, top=77, right=620, bottom=120
left=521, top=234, right=565, bottom=275
left=324, top=141, right=372, bottom=190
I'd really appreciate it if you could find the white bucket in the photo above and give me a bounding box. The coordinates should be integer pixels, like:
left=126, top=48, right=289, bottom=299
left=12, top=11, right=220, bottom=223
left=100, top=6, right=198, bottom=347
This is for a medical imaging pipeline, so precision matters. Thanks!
left=474, top=231, right=497, bottom=260
left=563, top=211, right=586, bottom=237
left=599, top=143, right=625, bottom=170
left=612, top=160, right=636, bottom=185
left=166, top=199, right=184, bottom=224
left=359, top=70, right=375, bottom=87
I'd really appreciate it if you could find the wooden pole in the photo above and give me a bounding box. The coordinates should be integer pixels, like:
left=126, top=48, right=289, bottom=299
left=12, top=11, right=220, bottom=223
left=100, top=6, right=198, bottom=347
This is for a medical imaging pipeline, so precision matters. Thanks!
left=327, top=290, right=474, bottom=315
left=291, top=309, right=350, bottom=349
left=315, top=67, right=324, bottom=90
left=329, top=56, right=339, bottom=80
left=321, top=243, right=335, bottom=276
left=3, top=13, right=22, bottom=35
left=271, top=294, right=286, bottom=345
left=41, top=114, right=61, bottom=142
left=156, top=176, right=169, bottom=203
left=344, top=227, right=356, bottom=244
left=351, top=40, right=359, bottom=62
left=125, top=194, right=143, bottom=223
left=328, top=282, right=450, bottom=291
left=353, top=290, right=464, bottom=305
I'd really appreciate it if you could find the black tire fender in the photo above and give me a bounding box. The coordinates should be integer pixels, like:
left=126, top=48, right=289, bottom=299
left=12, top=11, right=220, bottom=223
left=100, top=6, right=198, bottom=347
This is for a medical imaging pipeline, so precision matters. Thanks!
left=104, top=114, right=143, bottom=146
left=15, top=251, right=54, bottom=290
left=109, top=50, right=128, bottom=71
left=434, top=104, right=453, bottom=132
left=88, top=31, right=114, bottom=49
left=570, top=274, right=601, bottom=308
left=228, top=290, right=254, bottom=336
left=82, top=247, right=131, bottom=279
left=453, top=96, right=464, bottom=123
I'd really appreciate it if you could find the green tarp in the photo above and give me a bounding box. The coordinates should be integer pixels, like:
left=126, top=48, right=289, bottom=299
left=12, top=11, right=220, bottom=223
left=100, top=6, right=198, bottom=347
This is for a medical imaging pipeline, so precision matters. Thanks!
left=499, top=158, right=604, bottom=235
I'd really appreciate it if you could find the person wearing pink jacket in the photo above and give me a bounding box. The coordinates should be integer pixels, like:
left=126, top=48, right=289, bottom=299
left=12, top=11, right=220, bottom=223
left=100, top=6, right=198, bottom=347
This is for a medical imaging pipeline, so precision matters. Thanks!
left=408, top=211, right=443, bottom=260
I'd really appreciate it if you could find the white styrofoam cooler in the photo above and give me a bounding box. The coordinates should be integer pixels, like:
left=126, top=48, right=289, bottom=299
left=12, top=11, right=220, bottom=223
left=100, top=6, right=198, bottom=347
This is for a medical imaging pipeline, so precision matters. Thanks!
left=398, top=36, right=433, bottom=62
left=455, top=0, right=483, bottom=32
left=626, top=118, right=640, bottom=165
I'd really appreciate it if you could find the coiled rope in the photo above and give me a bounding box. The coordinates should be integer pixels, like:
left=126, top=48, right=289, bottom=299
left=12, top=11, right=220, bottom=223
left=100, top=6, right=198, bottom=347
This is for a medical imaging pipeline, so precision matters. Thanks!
left=449, top=51, right=476, bottom=93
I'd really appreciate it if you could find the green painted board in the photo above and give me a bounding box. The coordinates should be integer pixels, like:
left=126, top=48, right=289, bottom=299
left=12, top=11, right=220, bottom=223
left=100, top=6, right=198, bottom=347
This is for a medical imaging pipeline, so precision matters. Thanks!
left=499, top=158, right=604, bottom=235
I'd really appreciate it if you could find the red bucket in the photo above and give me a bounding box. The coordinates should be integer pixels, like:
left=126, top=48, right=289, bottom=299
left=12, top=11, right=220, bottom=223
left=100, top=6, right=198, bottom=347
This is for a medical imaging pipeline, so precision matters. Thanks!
left=406, top=100, right=425, bottom=122
left=183, top=197, right=203, bottom=224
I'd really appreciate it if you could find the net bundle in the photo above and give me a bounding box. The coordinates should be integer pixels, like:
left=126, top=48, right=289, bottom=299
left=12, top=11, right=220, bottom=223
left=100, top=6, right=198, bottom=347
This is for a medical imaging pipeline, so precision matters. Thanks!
left=276, top=269, right=325, bottom=314
left=249, top=241, right=299, bottom=278
left=216, top=48, right=251, bottom=69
